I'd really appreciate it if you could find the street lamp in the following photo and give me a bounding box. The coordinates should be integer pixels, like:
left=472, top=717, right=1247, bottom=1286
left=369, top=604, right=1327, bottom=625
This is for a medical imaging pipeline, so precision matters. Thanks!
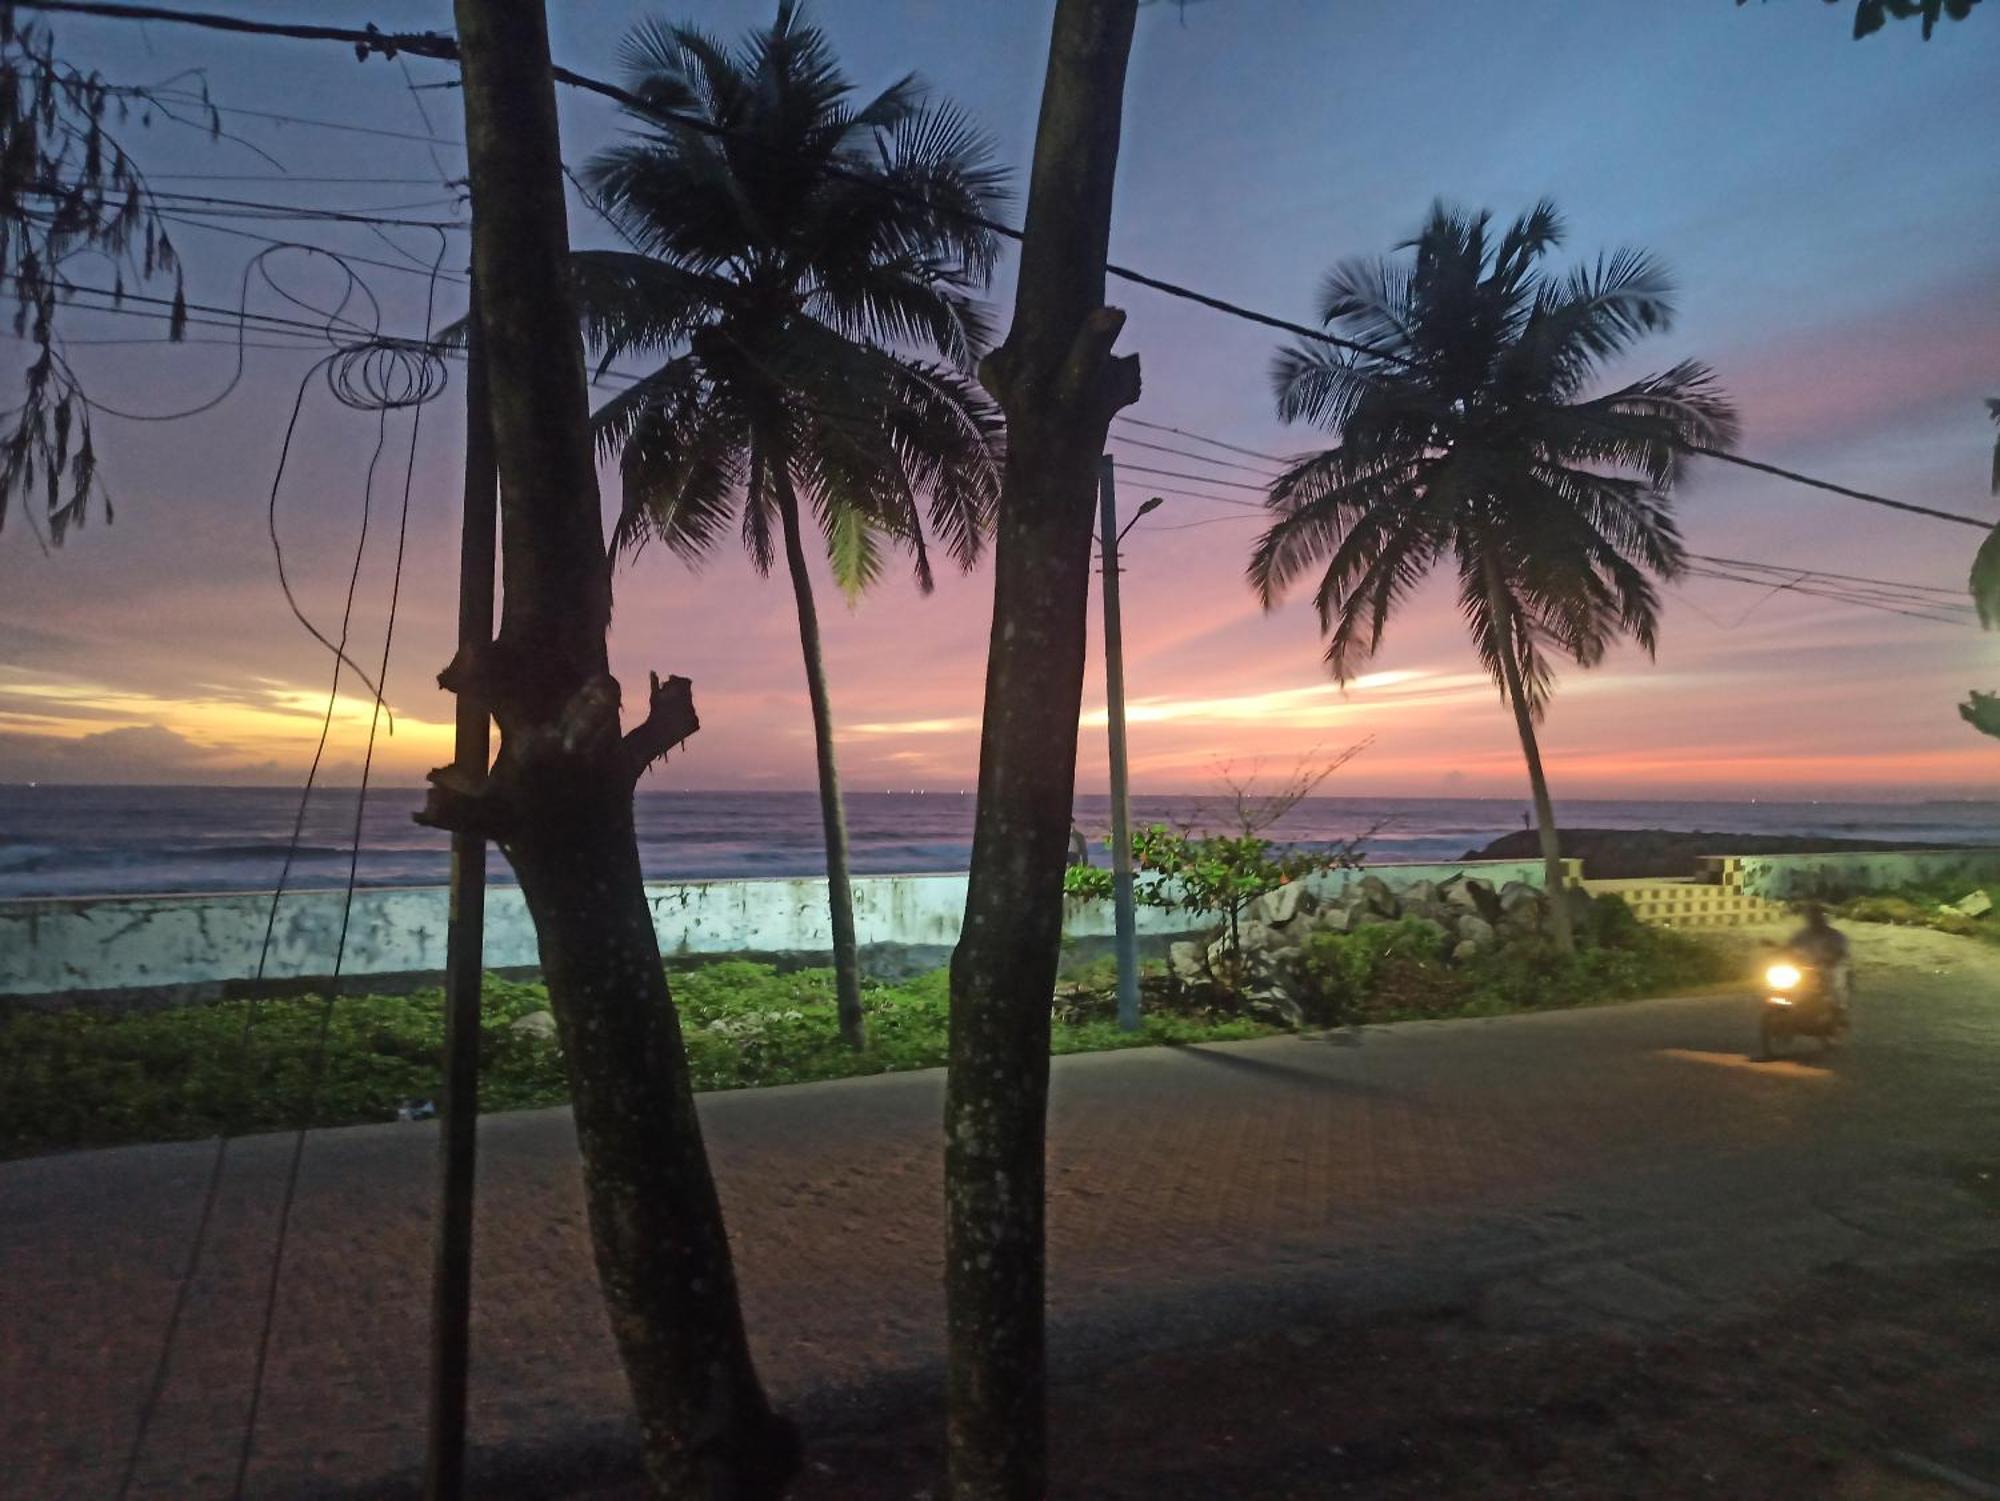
left=1098, top=455, right=1162, bottom=1032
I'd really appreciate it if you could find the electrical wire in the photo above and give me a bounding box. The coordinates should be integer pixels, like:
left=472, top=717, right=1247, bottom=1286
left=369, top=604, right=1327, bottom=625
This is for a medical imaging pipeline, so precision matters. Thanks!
left=1115, top=415, right=1291, bottom=466
left=15, top=0, right=1992, bottom=532
left=1689, top=552, right=1969, bottom=600
left=230, top=229, right=447, bottom=1498
left=113, top=356, right=381, bottom=1501
left=1110, top=432, right=1285, bottom=477
left=110, top=234, right=450, bottom=1498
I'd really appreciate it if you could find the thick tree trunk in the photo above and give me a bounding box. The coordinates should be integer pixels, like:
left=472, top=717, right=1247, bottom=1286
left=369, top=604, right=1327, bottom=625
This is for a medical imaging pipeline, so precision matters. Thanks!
left=430, top=6, right=795, bottom=1496
left=1482, top=556, right=1576, bottom=953
left=773, top=476, right=866, bottom=1051
left=945, top=3, right=1142, bottom=1497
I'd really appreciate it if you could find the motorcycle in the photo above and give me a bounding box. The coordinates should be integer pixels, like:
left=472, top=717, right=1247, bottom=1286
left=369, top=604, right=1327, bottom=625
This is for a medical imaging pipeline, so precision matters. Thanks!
left=1758, top=951, right=1850, bottom=1058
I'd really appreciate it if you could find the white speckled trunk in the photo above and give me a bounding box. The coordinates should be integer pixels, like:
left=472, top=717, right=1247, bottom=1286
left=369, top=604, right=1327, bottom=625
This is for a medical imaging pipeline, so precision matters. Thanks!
left=945, top=2, right=1141, bottom=1496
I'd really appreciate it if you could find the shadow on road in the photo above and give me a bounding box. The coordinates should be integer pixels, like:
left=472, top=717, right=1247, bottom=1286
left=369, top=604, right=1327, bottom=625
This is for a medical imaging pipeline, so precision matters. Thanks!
left=1167, top=1040, right=1391, bottom=1096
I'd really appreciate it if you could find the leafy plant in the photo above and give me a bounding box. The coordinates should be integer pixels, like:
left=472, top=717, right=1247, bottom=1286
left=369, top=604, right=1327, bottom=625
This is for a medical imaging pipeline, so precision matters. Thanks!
left=0, top=10, right=205, bottom=542
left=1291, top=896, right=1726, bottom=1027
left=1064, top=749, right=1370, bottom=980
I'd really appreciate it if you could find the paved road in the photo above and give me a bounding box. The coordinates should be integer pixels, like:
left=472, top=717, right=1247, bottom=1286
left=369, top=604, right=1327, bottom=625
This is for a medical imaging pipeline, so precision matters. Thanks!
left=4, top=926, right=1996, bottom=1500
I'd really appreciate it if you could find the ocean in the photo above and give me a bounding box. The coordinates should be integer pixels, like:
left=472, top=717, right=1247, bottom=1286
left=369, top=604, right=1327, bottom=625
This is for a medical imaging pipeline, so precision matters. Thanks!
left=1, top=785, right=1995, bottom=901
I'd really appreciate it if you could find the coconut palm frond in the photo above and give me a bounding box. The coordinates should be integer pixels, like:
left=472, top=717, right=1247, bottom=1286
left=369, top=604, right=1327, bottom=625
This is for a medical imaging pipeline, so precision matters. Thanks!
left=569, top=251, right=733, bottom=372
left=590, top=353, right=707, bottom=459
left=1259, top=199, right=1734, bottom=706
left=807, top=258, right=994, bottom=370
left=576, top=8, right=1004, bottom=605
left=613, top=378, right=747, bottom=566
left=1315, top=255, right=1416, bottom=356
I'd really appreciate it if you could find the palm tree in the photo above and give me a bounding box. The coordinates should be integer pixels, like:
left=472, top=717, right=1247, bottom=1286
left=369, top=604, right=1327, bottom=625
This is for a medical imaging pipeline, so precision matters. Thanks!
left=575, top=5, right=1007, bottom=1047
left=1249, top=201, right=1739, bottom=951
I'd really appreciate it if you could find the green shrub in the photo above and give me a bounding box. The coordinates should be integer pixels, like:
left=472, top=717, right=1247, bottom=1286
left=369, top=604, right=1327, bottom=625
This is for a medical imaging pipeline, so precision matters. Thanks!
left=1289, top=905, right=1726, bottom=1028
left=1577, top=891, right=1646, bottom=949
left=1296, top=918, right=1456, bottom=1023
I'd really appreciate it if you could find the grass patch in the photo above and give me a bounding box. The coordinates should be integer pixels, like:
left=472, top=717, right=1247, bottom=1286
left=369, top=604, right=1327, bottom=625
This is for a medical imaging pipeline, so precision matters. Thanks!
left=0, top=902, right=1739, bottom=1161
left=0, top=961, right=1269, bottom=1161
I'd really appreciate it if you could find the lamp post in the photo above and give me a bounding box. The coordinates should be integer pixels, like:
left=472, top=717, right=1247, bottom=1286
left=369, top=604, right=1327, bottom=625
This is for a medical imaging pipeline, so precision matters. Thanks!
left=1097, top=455, right=1162, bottom=1032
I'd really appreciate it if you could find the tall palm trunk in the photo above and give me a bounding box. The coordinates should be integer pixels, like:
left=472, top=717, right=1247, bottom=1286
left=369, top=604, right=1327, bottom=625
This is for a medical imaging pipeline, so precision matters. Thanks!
left=773, top=472, right=866, bottom=1050
left=947, top=2, right=1141, bottom=1495
left=436, top=7, right=796, bottom=1493
left=1482, top=553, right=1576, bottom=953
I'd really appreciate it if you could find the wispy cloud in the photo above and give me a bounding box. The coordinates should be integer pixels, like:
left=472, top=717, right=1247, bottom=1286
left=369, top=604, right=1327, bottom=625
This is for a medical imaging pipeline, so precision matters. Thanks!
left=0, top=667, right=454, bottom=782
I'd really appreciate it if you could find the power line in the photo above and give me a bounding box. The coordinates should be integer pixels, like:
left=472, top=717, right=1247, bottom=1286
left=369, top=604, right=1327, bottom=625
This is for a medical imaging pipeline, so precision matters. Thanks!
left=1115, top=415, right=1291, bottom=466
left=1109, top=461, right=1269, bottom=496
left=17, top=179, right=466, bottom=230
left=1690, top=552, right=1970, bottom=601
left=158, top=212, right=471, bottom=285
left=3, top=272, right=408, bottom=345
left=1110, top=432, right=1284, bottom=477
left=23, top=0, right=1994, bottom=536
left=146, top=172, right=455, bottom=185
left=149, top=88, right=464, bottom=149
left=1120, top=479, right=1269, bottom=509
left=1682, top=563, right=1973, bottom=626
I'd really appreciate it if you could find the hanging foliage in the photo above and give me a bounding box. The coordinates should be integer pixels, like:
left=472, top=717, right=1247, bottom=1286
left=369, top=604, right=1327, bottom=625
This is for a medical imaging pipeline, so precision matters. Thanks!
left=0, top=5, right=201, bottom=543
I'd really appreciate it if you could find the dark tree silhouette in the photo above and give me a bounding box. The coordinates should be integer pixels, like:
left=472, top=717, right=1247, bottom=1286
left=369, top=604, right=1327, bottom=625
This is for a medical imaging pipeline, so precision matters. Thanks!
left=943, top=1, right=1141, bottom=1495
left=430, top=2, right=795, bottom=1493
left=572, top=3, right=1006, bottom=1048
left=1251, top=202, right=1739, bottom=951
left=1742, top=0, right=1983, bottom=39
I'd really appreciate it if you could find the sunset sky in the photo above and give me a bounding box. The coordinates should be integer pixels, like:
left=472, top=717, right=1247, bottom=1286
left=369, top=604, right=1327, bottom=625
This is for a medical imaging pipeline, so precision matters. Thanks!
left=1, top=1, right=1996, bottom=799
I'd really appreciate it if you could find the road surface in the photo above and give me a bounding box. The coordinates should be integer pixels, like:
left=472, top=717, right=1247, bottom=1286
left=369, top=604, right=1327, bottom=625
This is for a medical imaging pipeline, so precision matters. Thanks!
left=2, top=924, right=1995, bottom=1499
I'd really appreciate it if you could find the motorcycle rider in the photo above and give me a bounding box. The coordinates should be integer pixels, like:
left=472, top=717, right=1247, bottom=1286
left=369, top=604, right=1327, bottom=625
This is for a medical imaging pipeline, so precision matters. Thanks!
left=1788, top=902, right=1853, bottom=1018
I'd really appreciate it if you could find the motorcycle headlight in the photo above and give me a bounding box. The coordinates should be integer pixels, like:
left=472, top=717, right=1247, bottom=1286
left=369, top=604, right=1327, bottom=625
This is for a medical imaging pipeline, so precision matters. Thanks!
left=1765, top=963, right=1801, bottom=991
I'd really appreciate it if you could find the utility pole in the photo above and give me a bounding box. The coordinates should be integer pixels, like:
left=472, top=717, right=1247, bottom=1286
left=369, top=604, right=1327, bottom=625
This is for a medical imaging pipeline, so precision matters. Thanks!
left=426, top=295, right=495, bottom=1501
left=1098, top=456, right=1157, bottom=1033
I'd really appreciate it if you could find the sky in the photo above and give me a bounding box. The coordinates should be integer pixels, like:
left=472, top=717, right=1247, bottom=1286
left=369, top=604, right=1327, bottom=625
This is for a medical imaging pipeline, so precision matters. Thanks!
left=1, top=0, right=1997, bottom=801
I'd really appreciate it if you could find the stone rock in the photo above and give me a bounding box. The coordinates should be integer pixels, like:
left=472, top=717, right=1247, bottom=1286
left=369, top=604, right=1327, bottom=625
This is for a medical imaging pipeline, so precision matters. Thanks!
left=1247, top=881, right=1313, bottom=927
left=1351, top=910, right=1394, bottom=931
left=509, top=1009, right=558, bottom=1041
left=1451, top=939, right=1483, bottom=965
left=1168, top=940, right=1207, bottom=983
left=1954, top=889, right=1993, bottom=918
left=1355, top=875, right=1401, bottom=918
left=1451, top=877, right=1503, bottom=924
left=1236, top=919, right=1277, bottom=955
left=1315, top=904, right=1354, bottom=936
left=1454, top=914, right=1497, bottom=948
left=1499, top=882, right=1546, bottom=928
left=1401, top=879, right=1441, bottom=908
left=1245, top=986, right=1305, bottom=1029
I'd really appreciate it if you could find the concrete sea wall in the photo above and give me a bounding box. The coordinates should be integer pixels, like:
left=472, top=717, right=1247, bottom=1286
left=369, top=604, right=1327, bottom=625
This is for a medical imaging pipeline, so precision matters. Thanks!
left=1, top=858, right=1559, bottom=1007
left=1705, top=849, right=2000, bottom=901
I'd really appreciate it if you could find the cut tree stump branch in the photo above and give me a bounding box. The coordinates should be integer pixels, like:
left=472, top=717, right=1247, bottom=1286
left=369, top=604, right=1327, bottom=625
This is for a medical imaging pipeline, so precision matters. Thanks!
left=624, top=671, right=700, bottom=779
